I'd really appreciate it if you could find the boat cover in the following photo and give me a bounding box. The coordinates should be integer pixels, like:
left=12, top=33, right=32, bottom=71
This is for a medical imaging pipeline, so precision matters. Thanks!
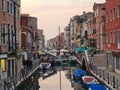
left=73, top=69, right=87, bottom=78
left=88, top=84, right=107, bottom=90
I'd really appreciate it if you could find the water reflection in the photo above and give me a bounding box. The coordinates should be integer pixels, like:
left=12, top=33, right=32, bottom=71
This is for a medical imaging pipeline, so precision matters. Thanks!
left=38, top=68, right=86, bottom=90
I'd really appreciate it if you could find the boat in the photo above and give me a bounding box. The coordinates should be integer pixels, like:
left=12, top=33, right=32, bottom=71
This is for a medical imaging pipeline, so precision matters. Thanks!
left=88, top=84, right=109, bottom=90
left=69, top=56, right=77, bottom=66
left=40, top=62, right=51, bottom=70
left=54, top=56, right=62, bottom=66
left=73, top=69, right=87, bottom=82
left=82, top=76, right=99, bottom=86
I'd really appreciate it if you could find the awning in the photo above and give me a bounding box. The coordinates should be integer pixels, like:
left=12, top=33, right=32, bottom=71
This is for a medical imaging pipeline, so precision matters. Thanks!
left=38, top=50, right=45, bottom=54
left=76, top=47, right=91, bottom=52
left=60, top=49, right=69, bottom=52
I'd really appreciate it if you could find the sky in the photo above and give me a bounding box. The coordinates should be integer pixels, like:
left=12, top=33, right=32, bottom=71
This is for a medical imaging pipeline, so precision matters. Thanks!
left=21, top=0, right=105, bottom=41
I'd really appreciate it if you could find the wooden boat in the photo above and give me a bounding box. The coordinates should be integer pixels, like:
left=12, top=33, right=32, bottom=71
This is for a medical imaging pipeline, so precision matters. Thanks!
left=73, top=69, right=87, bottom=82
left=88, top=84, right=109, bottom=90
left=69, top=56, right=77, bottom=66
left=82, top=76, right=99, bottom=86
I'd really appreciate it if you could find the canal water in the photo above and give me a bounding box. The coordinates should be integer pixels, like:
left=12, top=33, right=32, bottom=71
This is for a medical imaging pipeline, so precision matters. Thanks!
left=38, top=68, right=86, bottom=90
left=17, top=62, right=87, bottom=90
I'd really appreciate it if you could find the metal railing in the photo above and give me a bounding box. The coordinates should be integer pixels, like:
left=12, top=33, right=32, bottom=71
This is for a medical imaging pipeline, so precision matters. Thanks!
left=90, top=61, right=120, bottom=90
left=0, top=59, right=41, bottom=90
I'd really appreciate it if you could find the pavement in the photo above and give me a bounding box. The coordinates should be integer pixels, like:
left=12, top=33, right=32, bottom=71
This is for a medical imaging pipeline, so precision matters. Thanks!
left=89, top=54, right=107, bottom=67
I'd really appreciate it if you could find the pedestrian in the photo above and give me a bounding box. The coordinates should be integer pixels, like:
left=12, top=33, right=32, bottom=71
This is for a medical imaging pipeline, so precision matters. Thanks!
left=21, top=67, right=26, bottom=80
left=29, top=59, right=33, bottom=70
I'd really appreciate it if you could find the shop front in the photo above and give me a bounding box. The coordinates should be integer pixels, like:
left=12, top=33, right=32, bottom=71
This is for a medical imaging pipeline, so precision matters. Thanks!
left=106, top=51, right=120, bottom=74
left=0, top=53, right=7, bottom=90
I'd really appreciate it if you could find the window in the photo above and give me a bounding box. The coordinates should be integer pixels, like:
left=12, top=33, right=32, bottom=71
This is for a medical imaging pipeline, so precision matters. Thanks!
left=118, top=31, right=120, bottom=48
left=102, top=7, right=106, bottom=10
left=94, top=9, right=98, bottom=17
left=110, top=32, right=113, bottom=43
left=2, top=0, right=5, bottom=11
left=113, top=8, right=115, bottom=19
left=10, top=3, right=13, bottom=15
left=7, top=1, right=14, bottom=15
left=106, top=12, right=108, bottom=22
left=8, top=24, right=11, bottom=50
left=8, top=59, right=15, bottom=76
left=1, top=59, right=6, bottom=72
left=108, top=53, right=113, bottom=65
left=1, top=23, right=6, bottom=44
left=12, top=60, right=15, bottom=76
left=113, top=32, right=115, bottom=43
left=8, top=60, right=10, bottom=76
left=116, top=57, right=120, bottom=70
left=110, top=9, right=113, bottom=20
left=7, top=1, right=10, bottom=14
left=118, top=4, right=120, bottom=17
left=10, top=25, right=13, bottom=48
left=106, top=33, right=108, bottom=43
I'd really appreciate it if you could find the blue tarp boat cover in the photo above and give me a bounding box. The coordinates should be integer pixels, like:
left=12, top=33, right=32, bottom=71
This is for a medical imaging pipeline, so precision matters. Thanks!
left=88, top=84, right=107, bottom=90
left=73, top=69, right=87, bottom=78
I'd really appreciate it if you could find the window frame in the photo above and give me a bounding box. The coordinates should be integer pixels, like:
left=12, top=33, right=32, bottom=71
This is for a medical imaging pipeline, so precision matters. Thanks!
left=118, top=3, right=120, bottom=17
left=2, top=0, right=5, bottom=12
left=1, top=23, right=7, bottom=45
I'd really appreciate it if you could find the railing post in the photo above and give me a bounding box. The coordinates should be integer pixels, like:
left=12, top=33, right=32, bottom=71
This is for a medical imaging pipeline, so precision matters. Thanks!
left=113, top=76, right=115, bottom=88
left=107, top=73, right=109, bottom=84
left=103, top=70, right=105, bottom=80
left=116, top=79, right=118, bottom=88
left=99, top=69, right=101, bottom=77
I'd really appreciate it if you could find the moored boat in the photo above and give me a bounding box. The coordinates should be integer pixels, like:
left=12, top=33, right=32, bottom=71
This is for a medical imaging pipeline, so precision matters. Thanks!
left=88, top=84, right=109, bottom=90
left=82, top=76, right=99, bottom=86
left=73, top=69, right=87, bottom=82
left=69, top=56, right=77, bottom=66
left=40, top=62, right=51, bottom=70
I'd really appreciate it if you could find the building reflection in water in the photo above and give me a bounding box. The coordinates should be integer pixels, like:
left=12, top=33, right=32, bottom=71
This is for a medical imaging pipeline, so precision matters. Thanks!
left=65, top=68, right=86, bottom=90
left=38, top=67, right=86, bottom=90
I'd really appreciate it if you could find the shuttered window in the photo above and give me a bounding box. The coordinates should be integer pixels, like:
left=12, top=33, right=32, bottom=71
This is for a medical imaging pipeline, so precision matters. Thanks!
left=118, top=31, right=120, bottom=48
left=1, top=23, right=6, bottom=44
left=118, top=4, right=120, bottom=17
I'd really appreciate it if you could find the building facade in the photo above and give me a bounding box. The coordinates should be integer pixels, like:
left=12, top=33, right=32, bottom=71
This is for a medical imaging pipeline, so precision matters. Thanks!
left=105, top=0, right=120, bottom=74
left=47, top=32, right=65, bottom=50
left=64, top=25, right=71, bottom=51
left=93, top=3, right=106, bottom=50
left=21, top=14, right=33, bottom=60
left=37, top=29, right=45, bottom=50
left=0, top=0, right=21, bottom=89
left=69, top=16, right=80, bottom=52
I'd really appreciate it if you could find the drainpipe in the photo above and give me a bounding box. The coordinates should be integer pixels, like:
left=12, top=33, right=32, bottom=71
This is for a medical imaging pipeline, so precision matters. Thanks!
left=13, top=2, right=17, bottom=89
left=14, top=1, right=16, bottom=49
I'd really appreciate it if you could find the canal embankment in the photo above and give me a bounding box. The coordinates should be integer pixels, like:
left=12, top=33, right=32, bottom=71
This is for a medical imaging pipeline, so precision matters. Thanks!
left=77, top=53, right=120, bottom=90
left=16, top=59, right=40, bottom=90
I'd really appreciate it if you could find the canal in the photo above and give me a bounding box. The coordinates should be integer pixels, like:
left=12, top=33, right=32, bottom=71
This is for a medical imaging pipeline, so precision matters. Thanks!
left=17, top=64, right=86, bottom=90
left=38, top=67, right=86, bottom=90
